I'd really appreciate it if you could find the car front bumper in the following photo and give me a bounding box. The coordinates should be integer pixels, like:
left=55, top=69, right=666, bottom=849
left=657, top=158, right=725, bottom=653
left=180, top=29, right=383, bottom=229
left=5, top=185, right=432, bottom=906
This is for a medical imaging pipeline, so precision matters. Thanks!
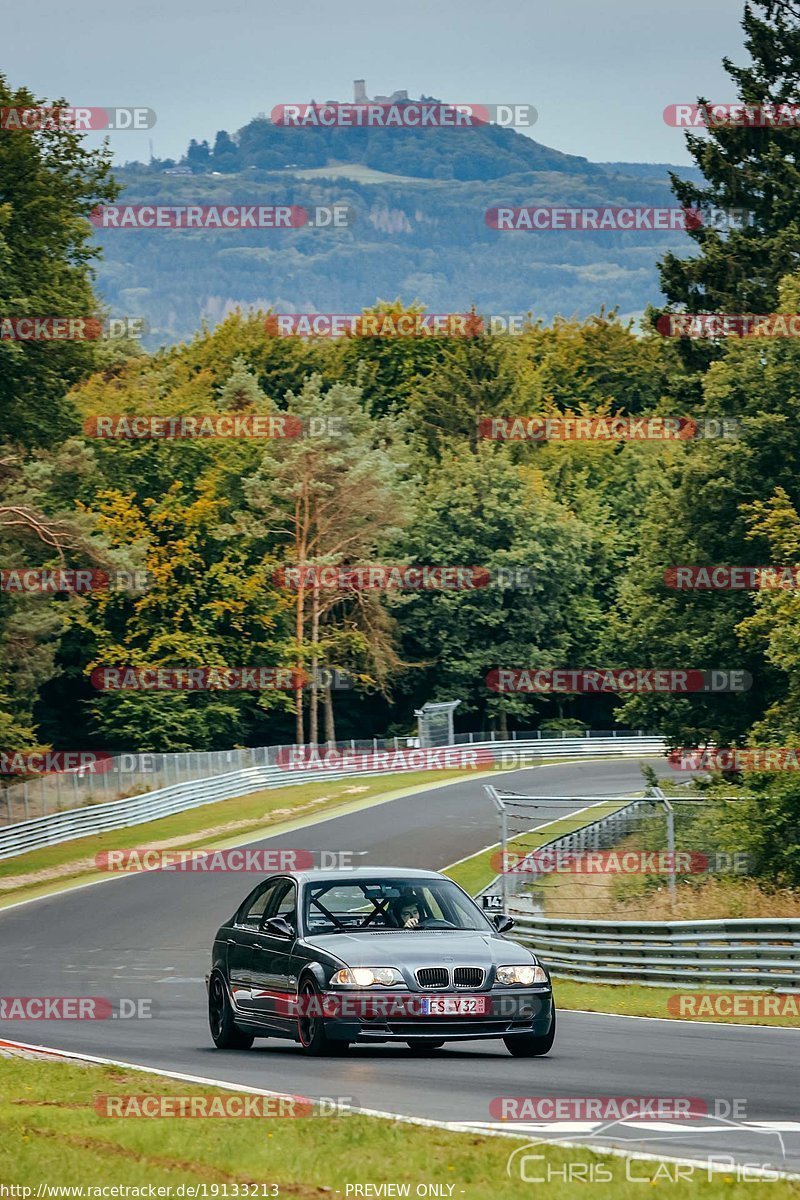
left=319, top=987, right=553, bottom=1042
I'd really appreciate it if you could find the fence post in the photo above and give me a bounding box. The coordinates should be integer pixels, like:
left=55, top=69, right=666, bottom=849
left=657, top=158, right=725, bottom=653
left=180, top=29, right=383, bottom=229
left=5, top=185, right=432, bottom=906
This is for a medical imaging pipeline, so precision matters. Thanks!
left=666, top=802, right=677, bottom=909
left=500, top=802, right=508, bottom=913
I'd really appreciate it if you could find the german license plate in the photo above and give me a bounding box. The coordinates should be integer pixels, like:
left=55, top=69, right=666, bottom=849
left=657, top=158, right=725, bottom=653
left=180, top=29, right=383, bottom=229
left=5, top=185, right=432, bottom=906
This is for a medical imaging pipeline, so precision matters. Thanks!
left=419, top=995, right=490, bottom=1016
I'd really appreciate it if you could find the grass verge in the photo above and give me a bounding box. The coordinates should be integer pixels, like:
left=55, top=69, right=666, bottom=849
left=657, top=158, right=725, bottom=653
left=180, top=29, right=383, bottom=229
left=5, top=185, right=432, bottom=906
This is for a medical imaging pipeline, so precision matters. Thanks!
left=1, top=1054, right=796, bottom=1195
left=550, top=977, right=800, bottom=1028
left=443, top=798, right=630, bottom=895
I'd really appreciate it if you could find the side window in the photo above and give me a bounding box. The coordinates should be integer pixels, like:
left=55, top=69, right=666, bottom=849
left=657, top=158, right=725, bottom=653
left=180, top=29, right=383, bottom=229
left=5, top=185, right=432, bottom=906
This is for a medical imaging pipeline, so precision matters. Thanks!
left=238, top=880, right=281, bottom=926
left=264, top=880, right=297, bottom=927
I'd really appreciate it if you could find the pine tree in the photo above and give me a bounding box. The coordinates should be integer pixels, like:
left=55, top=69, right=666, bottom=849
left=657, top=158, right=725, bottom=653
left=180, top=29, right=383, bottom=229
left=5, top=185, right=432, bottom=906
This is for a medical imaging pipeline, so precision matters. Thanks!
left=659, top=0, right=800, bottom=319
left=216, top=356, right=265, bottom=411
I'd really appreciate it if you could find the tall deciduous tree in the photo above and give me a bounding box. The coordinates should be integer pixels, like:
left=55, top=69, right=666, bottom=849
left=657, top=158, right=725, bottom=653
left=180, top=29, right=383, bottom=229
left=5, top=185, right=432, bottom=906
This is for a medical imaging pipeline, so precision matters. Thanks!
left=240, top=376, right=408, bottom=743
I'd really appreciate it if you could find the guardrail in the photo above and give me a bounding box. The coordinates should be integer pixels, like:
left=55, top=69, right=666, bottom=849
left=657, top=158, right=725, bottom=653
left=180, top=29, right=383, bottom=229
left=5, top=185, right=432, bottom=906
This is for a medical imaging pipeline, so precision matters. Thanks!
left=472, top=789, right=800, bottom=988
left=0, top=734, right=666, bottom=860
left=0, top=755, right=464, bottom=861
left=0, top=730, right=662, bottom=826
left=510, top=912, right=800, bottom=988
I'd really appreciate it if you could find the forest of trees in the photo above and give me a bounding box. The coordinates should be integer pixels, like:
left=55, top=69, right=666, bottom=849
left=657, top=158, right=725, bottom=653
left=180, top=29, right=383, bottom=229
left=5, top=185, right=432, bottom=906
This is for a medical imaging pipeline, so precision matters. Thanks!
left=3, top=2, right=800, bottom=883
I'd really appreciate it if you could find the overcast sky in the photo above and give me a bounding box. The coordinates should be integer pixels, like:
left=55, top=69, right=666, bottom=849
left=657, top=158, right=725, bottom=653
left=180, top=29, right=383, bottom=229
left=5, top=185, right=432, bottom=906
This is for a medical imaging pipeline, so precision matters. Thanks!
left=5, top=0, right=746, bottom=166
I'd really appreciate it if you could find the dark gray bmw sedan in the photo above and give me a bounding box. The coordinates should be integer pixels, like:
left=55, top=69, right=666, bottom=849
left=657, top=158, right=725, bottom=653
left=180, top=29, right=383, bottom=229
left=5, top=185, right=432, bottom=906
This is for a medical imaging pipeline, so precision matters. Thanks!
left=207, top=866, right=555, bottom=1056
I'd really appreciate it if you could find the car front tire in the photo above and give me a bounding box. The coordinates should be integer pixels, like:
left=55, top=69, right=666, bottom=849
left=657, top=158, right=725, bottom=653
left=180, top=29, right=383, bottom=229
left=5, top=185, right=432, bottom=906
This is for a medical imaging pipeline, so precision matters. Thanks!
left=503, top=1006, right=556, bottom=1057
left=208, top=971, right=254, bottom=1050
left=297, top=977, right=349, bottom=1056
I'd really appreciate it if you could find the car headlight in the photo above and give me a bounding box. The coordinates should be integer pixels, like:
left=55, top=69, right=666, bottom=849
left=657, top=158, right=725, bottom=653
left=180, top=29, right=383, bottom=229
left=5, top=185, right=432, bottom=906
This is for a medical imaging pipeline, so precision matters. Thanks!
left=496, top=964, right=548, bottom=986
left=330, top=967, right=405, bottom=987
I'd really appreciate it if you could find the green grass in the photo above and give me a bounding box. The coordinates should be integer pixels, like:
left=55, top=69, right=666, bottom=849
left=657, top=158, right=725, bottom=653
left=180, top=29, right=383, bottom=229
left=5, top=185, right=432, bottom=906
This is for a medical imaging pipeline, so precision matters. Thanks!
left=444, top=798, right=630, bottom=895
left=551, top=977, right=800, bottom=1027
left=1, top=1056, right=796, bottom=1195
left=0, top=768, right=486, bottom=908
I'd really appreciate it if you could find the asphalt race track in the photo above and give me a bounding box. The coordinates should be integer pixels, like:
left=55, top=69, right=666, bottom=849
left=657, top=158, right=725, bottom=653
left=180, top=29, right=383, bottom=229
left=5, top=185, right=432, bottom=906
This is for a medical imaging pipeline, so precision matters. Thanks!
left=1, top=759, right=798, bottom=1175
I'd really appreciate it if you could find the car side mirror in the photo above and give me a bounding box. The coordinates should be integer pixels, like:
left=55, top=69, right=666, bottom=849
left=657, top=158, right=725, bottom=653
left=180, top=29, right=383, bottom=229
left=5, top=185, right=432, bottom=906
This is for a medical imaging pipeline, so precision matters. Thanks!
left=492, top=914, right=514, bottom=934
left=263, top=916, right=295, bottom=939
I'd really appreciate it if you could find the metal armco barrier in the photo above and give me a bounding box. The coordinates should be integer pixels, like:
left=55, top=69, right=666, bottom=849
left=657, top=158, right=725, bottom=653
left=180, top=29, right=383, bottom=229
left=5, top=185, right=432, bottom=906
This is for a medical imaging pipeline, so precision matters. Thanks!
left=474, top=787, right=800, bottom=988
left=509, top=912, right=800, bottom=988
left=0, top=735, right=665, bottom=860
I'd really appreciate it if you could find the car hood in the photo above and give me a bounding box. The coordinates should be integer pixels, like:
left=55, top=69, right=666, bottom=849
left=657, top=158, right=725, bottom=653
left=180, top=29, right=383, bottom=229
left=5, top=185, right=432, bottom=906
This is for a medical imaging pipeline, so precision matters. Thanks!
left=303, top=929, right=537, bottom=968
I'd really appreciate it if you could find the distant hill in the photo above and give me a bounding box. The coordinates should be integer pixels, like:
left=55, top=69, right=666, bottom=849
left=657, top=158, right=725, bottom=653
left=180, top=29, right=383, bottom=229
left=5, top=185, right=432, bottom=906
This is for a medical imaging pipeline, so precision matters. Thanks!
left=98, top=114, right=702, bottom=347
left=168, top=117, right=605, bottom=181
left=597, top=161, right=704, bottom=182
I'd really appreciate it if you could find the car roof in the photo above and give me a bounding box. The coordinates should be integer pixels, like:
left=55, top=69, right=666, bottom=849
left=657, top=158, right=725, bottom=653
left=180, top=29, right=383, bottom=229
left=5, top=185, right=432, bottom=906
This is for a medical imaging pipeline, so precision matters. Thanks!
left=282, top=866, right=447, bottom=885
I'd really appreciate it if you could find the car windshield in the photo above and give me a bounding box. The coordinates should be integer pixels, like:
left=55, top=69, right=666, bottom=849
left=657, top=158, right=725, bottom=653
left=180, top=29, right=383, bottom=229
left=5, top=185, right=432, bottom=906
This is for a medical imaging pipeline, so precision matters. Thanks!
left=303, top=877, right=493, bottom=935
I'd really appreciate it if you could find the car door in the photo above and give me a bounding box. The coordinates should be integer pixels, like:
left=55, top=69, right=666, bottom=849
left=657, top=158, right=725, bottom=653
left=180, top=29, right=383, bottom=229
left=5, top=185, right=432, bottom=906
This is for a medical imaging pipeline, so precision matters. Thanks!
left=227, top=878, right=285, bottom=1014
left=246, top=879, right=300, bottom=1030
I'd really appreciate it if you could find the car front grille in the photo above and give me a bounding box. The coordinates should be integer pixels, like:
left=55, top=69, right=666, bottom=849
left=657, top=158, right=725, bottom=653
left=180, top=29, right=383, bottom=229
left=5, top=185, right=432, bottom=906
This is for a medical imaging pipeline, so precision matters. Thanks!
left=415, top=967, right=449, bottom=989
left=415, top=966, right=486, bottom=989
left=453, top=967, right=484, bottom=988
